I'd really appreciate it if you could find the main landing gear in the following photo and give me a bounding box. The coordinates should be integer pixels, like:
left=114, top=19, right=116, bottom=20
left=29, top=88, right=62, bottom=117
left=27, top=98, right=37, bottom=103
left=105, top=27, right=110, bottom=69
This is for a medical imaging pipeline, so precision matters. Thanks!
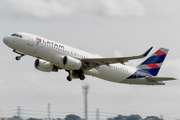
left=80, top=75, right=85, bottom=80
left=66, top=70, right=72, bottom=81
left=66, top=70, right=85, bottom=81
left=67, top=76, right=72, bottom=81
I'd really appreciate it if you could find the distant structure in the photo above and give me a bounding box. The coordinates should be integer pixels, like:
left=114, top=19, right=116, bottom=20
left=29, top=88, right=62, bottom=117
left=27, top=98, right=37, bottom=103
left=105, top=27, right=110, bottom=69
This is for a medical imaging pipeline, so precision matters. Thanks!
left=17, top=106, right=21, bottom=118
left=82, top=85, right=89, bottom=120
left=96, top=109, right=99, bottom=120
left=48, top=103, right=51, bottom=120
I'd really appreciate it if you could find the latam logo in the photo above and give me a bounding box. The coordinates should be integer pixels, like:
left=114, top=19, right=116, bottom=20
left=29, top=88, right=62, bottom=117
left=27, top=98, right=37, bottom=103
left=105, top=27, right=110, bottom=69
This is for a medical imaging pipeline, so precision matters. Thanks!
left=36, top=36, right=64, bottom=49
left=36, top=37, right=41, bottom=42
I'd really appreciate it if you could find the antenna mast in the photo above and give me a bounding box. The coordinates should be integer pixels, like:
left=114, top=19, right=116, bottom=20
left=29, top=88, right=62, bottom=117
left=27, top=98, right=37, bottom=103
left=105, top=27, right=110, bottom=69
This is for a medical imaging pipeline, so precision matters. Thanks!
left=82, top=85, right=89, bottom=120
left=48, top=103, right=51, bottom=120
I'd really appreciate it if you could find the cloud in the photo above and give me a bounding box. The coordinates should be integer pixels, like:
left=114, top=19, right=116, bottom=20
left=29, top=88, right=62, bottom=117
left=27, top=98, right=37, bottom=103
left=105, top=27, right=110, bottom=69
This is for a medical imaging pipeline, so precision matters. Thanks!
left=4, top=0, right=74, bottom=18
left=114, top=50, right=124, bottom=57
left=1, top=0, right=173, bottom=19
left=99, top=0, right=146, bottom=17
left=163, top=59, right=180, bottom=78
left=1, top=0, right=146, bottom=19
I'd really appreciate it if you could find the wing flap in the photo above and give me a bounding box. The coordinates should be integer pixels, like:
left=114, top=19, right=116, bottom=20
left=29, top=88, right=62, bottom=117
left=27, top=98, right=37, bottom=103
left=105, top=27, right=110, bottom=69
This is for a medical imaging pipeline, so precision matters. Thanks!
left=146, top=76, right=176, bottom=81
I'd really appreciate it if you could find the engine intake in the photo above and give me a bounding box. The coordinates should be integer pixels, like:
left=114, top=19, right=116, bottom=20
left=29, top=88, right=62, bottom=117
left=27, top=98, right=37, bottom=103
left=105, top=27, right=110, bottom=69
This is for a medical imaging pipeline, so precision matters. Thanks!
left=63, top=56, right=82, bottom=70
left=34, top=59, right=58, bottom=72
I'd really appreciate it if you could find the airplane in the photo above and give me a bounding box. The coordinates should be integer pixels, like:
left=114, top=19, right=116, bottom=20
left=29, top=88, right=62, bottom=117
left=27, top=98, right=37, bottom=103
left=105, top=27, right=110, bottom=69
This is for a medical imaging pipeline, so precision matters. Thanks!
left=3, top=32, right=176, bottom=85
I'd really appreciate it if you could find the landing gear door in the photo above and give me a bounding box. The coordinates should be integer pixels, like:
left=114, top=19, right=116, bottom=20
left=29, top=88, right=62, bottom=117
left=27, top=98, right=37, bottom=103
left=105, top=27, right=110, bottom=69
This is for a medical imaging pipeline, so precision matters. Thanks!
left=28, top=34, right=34, bottom=46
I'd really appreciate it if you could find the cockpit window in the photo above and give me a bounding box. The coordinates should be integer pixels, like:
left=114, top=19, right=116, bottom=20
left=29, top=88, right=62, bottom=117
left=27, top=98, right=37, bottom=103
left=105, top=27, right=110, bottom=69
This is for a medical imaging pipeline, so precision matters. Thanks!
left=11, top=33, right=22, bottom=38
left=11, top=34, right=16, bottom=36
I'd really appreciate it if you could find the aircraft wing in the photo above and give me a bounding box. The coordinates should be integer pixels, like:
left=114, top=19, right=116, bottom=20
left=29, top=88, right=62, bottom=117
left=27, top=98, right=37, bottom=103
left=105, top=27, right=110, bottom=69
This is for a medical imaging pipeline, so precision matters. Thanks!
left=82, top=47, right=153, bottom=66
left=146, top=76, right=176, bottom=81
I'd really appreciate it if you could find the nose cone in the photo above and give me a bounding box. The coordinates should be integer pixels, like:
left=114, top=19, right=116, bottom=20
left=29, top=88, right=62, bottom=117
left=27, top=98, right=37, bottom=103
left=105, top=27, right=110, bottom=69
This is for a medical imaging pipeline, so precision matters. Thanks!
left=3, top=36, right=9, bottom=45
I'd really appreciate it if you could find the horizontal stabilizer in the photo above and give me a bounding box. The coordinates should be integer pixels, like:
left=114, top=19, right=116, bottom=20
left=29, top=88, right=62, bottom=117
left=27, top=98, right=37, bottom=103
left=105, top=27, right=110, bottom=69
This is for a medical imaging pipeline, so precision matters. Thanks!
left=146, top=76, right=176, bottom=81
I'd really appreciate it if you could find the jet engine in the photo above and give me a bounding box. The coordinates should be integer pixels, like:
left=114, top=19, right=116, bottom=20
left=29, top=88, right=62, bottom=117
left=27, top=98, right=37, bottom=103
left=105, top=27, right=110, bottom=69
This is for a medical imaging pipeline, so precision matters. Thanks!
left=63, top=56, right=82, bottom=70
left=34, top=59, right=58, bottom=72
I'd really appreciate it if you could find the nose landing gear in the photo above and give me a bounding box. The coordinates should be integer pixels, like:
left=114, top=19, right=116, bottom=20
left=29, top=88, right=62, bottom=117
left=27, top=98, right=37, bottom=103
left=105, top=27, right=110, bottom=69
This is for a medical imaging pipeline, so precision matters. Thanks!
left=15, top=54, right=24, bottom=60
left=13, top=49, right=25, bottom=61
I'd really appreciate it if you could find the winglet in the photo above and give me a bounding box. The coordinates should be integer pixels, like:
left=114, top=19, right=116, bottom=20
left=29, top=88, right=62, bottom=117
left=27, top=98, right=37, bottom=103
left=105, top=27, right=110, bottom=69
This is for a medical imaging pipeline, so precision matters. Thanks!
left=143, top=47, right=153, bottom=57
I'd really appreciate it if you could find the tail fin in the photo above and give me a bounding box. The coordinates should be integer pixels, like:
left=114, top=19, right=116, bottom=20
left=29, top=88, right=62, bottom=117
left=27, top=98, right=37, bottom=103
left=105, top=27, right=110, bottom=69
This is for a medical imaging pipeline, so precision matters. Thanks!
left=137, top=48, right=168, bottom=76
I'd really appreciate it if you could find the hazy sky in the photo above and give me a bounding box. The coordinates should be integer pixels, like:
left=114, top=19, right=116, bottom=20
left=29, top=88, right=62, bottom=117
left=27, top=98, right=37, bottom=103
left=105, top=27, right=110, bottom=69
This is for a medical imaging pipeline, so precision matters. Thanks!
left=0, top=0, right=180, bottom=120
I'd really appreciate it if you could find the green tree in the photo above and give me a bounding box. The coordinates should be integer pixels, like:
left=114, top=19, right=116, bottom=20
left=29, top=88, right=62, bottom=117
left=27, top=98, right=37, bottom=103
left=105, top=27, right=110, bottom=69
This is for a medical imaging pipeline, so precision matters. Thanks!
left=126, top=114, right=142, bottom=120
left=65, top=114, right=81, bottom=120
left=144, top=116, right=163, bottom=120
left=114, top=115, right=127, bottom=120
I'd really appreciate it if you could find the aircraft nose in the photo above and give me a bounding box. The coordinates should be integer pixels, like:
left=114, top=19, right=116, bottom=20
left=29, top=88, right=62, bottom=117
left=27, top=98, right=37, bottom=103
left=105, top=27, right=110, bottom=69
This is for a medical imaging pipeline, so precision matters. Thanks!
left=3, top=36, right=9, bottom=45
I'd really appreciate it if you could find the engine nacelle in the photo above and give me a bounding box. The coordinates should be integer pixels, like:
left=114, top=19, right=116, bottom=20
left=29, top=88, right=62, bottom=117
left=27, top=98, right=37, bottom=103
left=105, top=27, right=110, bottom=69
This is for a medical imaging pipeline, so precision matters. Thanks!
left=63, top=56, right=82, bottom=70
left=34, top=59, right=58, bottom=72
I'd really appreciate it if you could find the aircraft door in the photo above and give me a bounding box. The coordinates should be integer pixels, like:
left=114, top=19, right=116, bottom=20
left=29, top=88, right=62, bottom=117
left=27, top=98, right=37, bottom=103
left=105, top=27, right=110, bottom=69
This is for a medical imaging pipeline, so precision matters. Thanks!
left=28, top=34, right=34, bottom=46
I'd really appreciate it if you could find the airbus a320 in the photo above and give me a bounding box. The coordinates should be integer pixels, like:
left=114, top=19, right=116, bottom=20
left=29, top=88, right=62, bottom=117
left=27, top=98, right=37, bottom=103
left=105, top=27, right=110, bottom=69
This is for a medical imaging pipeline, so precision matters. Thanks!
left=3, top=32, right=176, bottom=85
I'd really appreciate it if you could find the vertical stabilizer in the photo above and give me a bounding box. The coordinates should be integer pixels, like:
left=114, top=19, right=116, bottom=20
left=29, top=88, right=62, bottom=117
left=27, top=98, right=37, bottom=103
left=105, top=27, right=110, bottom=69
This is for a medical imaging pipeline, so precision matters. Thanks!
left=137, top=48, right=168, bottom=76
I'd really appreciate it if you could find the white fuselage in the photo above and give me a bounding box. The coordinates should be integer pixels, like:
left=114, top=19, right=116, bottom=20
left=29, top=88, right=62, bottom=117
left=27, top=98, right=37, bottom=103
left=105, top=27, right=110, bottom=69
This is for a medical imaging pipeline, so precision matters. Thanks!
left=3, top=32, right=165, bottom=85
